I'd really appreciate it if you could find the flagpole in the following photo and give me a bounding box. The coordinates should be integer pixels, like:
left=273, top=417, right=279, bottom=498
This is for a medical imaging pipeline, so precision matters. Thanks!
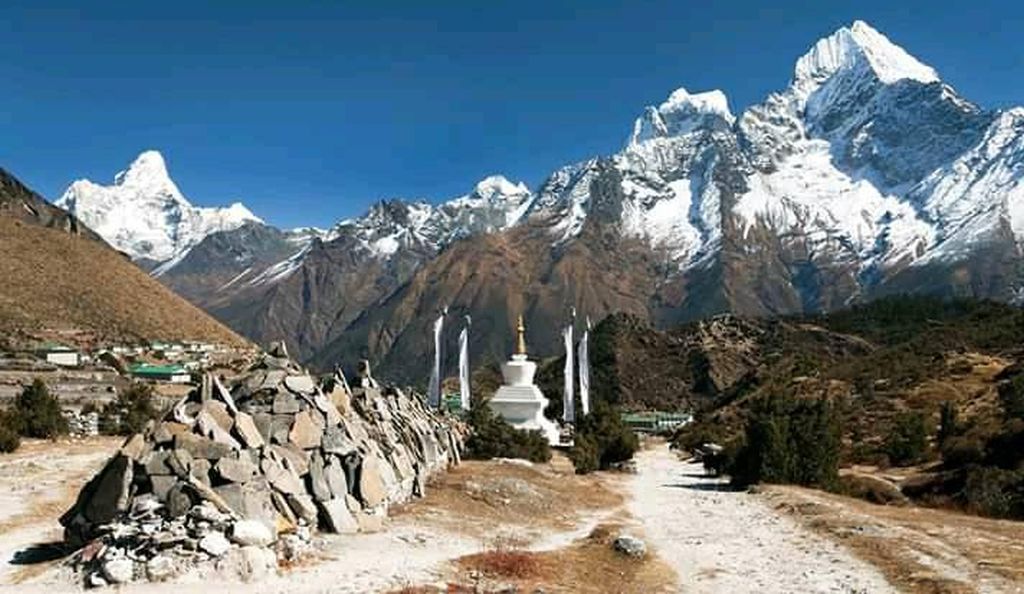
left=578, top=316, right=591, bottom=417
left=428, top=306, right=446, bottom=409
left=563, top=308, right=576, bottom=424
left=459, top=315, right=471, bottom=412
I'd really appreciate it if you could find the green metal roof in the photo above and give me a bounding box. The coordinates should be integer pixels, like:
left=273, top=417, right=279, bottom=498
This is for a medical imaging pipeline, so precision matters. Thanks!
left=130, top=363, right=188, bottom=376
left=621, top=412, right=691, bottom=421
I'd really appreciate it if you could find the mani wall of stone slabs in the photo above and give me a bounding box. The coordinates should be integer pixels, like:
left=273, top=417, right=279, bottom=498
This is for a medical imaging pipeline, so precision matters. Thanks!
left=59, top=349, right=464, bottom=586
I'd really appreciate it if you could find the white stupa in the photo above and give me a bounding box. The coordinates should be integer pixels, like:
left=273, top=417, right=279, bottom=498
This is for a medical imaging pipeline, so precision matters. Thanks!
left=490, top=315, right=561, bottom=446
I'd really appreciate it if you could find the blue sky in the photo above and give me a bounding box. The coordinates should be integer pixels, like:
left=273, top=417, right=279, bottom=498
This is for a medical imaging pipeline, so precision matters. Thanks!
left=2, top=1, right=1022, bottom=228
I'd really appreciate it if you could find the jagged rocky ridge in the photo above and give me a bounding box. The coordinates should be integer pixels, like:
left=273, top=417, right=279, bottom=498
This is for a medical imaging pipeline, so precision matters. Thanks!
left=60, top=346, right=463, bottom=586
left=57, top=151, right=261, bottom=267
left=0, top=167, right=101, bottom=239
left=67, top=21, right=1024, bottom=377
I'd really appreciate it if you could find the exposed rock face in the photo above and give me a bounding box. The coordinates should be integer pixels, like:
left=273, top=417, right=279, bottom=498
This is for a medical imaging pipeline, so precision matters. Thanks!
left=0, top=168, right=101, bottom=239
left=60, top=348, right=463, bottom=586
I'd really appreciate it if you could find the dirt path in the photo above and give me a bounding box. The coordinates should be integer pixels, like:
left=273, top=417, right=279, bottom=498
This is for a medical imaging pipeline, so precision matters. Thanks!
left=2, top=449, right=630, bottom=593
left=627, top=445, right=896, bottom=593
left=765, top=484, right=1024, bottom=593
left=0, top=437, right=121, bottom=586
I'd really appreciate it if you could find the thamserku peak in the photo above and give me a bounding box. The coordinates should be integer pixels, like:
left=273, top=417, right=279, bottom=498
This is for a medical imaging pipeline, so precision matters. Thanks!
left=793, top=20, right=938, bottom=90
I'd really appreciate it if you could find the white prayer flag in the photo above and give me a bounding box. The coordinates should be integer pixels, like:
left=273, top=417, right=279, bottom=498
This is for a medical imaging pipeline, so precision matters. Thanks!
left=578, top=317, right=590, bottom=417
left=458, top=316, right=471, bottom=411
left=427, top=310, right=445, bottom=408
left=563, top=322, right=575, bottom=424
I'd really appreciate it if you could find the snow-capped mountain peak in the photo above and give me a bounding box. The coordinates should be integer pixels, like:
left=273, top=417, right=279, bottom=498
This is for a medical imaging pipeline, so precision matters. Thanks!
left=662, top=88, right=734, bottom=123
left=629, top=87, right=734, bottom=146
left=112, top=150, right=182, bottom=198
left=473, top=174, right=529, bottom=201
left=793, top=20, right=938, bottom=96
left=57, top=150, right=260, bottom=263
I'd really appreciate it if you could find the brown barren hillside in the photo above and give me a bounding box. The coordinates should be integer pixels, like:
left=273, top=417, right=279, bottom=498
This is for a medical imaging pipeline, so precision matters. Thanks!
left=0, top=217, right=246, bottom=346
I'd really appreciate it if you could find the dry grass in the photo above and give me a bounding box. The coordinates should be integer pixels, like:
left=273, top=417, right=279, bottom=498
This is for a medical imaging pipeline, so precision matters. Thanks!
left=766, top=483, right=1024, bottom=594
left=906, top=353, right=1007, bottom=421
left=448, top=522, right=676, bottom=594
left=384, top=585, right=474, bottom=594
left=0, top=217, right=246, bottom=346
left=393, top=452, right=623, bottom=538
left=461, top=549, right=543, bottom=580
left=388, top=454, right=667, bottom=593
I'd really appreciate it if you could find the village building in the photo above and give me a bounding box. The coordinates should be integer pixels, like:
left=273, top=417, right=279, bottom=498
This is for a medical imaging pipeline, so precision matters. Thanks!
left=38, top=343, right=82, bottom=367
left=129, top=363, right=191, bottom=383
left=621, top=411, right=692, bottom=433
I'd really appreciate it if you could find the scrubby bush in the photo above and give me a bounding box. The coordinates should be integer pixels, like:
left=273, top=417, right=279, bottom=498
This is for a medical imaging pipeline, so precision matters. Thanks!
left=982, top=418, right=1024, bottom=470
left=0, top=410, right=21, bottom=453
left=568, top=401, right=638, bottom=474
left=99, top=382, right=160, bottom=436
left=701, top=444, right=736, bottom=477
left=941, top=381, right=1024, bottom=519
left=964, top=467, right=1024, bottom=519
left=464, top=402, right=551, bottom=463
left=998, top=373, right=1024, bottom=421
left=671, top=418, right=728, bottom=453
left=730, top=393, right=840, bottom=489
left=13, top=379, right=68, bottom=439
left=567, top=434, right=600, bottom=474
left=884, top=412, right=929, bottom=466
left=938, top=401, right=959, bottom=446
left=941, top=436, right=985, bottom=468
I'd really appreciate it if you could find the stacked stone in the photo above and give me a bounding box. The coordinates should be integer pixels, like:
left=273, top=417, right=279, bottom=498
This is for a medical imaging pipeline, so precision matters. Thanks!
left=60, top=346, right=463, bottom=587
left=63, top=409, right=100, bottom=436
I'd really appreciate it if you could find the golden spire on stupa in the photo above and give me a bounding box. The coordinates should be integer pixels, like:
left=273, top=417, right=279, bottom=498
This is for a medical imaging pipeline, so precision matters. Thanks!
left=515, top=314, right=528, bottom=356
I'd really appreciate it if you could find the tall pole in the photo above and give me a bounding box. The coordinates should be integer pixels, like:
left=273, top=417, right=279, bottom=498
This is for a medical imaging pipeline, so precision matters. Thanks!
left=562, top=308, right=576, bottom=424
left=458, top=315, right=471, bottom=411
left=578, top=316, right=591, bottom=417
left=427, top=306, right=446, bottom=408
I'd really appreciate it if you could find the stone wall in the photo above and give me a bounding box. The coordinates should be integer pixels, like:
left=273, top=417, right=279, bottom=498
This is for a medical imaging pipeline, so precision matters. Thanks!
left=59, top=349, right=463, bottom=586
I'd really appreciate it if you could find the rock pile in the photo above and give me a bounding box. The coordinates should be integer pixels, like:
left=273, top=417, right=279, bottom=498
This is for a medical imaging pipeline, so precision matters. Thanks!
left=60, top=345, right=463, bottom=586
left=612, top=534, right=647, bottom=558
left=63, top=409, right=100, bottom=436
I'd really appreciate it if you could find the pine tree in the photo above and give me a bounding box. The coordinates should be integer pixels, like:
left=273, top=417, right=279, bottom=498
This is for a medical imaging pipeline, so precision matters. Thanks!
left=14, top=379, right=68, bottom=439
left=938, top=400, right=959, bottom=446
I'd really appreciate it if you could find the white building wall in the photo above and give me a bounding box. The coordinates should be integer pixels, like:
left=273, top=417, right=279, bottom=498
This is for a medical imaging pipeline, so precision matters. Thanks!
left=46, top=352, right=80, bottom=367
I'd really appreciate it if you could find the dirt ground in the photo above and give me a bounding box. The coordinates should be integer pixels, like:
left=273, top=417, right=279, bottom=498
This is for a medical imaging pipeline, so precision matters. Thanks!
left=0, top=436, right=122, bottom=586
left=627, top=447, right=895, bottom=593
left=0, top=439, right=662, bottom=593
left=390, top=455, right=676, bottom=593
left=394, top=454, right=623, bottom=536
left=3, top=438, right=1024, bottom=593
left=766, top=483, right=1024, bottom=593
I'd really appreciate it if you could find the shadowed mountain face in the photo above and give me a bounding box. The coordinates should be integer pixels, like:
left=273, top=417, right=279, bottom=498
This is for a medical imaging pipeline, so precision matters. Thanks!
left=68, top=22, right=1024, bottom=379
left=0, top=168, right=247, bottom=346
left=0, top=168, right=101, bottom=240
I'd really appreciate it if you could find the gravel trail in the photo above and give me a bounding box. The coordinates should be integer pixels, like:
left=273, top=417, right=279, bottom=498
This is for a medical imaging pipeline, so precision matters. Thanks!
left=627, top=445, right=896, bottom=593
